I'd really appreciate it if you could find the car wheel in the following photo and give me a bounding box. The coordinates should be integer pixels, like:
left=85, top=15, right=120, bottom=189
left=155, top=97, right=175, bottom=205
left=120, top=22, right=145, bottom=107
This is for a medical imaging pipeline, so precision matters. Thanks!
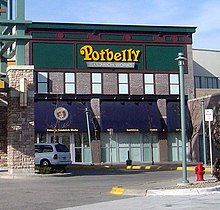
left=40, top=159, right=51, bottom=167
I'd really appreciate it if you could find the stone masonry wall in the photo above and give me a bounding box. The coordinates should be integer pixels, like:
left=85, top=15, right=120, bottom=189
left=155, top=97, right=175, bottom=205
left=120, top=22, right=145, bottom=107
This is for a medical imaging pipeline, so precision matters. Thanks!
left=0, top=93, right=7, bottom=167
left=7, top=65, right=35, bottom=175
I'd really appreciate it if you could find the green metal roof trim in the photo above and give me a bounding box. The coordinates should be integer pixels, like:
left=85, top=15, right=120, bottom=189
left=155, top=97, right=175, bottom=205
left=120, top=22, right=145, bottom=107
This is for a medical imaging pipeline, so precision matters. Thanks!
left=29, top=22, right=196, bottom=34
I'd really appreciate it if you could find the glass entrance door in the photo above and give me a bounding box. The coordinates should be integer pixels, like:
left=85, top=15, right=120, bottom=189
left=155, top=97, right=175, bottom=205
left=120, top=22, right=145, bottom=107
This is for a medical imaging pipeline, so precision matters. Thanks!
left=118, top=133, right=141, bottom=163
left=47, top=133, right=73, bottom=163
left=47, top=132, right=91, bottom=163
left=74, top=133, right=82, bottom=162
left=168, top=132, right=190, bottom=162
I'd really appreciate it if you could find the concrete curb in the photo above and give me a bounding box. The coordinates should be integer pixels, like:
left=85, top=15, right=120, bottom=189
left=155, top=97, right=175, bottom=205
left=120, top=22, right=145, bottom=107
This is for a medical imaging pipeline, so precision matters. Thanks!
left=66, top=165, right=211, bottom=172
left=111, top=187, right=147, bottom=196
left=0, top=173, right=73, bottom=179
left=1, top=165, right=211, bottom=172
left=146, top=185, right=220, bottom=196
left=111, top=185, right=220, bottom=197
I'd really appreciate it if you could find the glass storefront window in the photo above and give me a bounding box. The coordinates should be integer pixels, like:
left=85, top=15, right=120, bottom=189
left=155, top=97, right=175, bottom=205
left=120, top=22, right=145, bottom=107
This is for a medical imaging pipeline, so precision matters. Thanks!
left=38, top=72, right=48, bottom=82
left=35, top=133, right=46, bottom=143
left=37, top=72, right=48, bottom=93
left=118, top=73, right=128, bottom=94
left=83, top=133, right=89, bottom=147
left=92, top=73, right=102, bottom=94
left=65, top=73, right=75, bottom=93
left=38, top=83, right=48, bottom=93
left=74, top=133, right=82, bottom=147
left=170, top=74, right=179, bottom=94
left=144, top=74, right=154, bottom=94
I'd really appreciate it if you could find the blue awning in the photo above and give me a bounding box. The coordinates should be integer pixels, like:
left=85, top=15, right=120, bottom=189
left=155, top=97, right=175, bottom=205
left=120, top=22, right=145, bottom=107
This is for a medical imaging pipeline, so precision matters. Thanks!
left=35, top=101, right=93, bottom=133
left=167, top=101, right=192, bottom=134
left=100, top=101, right=162, bottom=132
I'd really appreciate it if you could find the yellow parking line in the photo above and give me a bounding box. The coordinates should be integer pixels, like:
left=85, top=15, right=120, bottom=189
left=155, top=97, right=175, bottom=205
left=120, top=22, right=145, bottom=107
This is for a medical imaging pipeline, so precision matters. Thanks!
left=176, top=166, right=211, bottom=172
left=177, top=167, right=195, bottom=171
left=111, top=187, right=125, bottom=195
left=132, top=166, right=141, bottom=169
left=205, top=168, right=211, bottom=172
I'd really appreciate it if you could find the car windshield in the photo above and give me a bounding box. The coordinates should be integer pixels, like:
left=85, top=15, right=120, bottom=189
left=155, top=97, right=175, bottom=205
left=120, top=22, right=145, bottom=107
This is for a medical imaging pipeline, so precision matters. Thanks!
left=55, top=144, right=69, bottom=152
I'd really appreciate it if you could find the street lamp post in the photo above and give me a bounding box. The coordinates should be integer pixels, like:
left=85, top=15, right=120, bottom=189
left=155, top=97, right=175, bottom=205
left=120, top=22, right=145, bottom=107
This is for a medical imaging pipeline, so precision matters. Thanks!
left=176, top=52, right=189, bottom=184
left=109, top=128, right=113, bottom=166
left=85, top=107, right=93, bottom=164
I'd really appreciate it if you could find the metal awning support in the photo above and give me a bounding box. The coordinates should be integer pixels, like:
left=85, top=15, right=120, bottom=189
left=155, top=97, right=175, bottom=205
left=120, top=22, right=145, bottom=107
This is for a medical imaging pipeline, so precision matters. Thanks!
left=0, top=0, right=32, bottom=71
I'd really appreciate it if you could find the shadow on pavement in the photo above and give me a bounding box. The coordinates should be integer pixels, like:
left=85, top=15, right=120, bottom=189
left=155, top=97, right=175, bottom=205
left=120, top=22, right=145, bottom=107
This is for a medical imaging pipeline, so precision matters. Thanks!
left=51, top=163, right=191, bottom=177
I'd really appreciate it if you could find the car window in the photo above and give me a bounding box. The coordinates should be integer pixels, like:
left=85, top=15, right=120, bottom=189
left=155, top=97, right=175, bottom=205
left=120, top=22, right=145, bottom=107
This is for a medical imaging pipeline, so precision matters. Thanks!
left=35, top=145, right=42, bottom=153
left=55, top=144, right=69, bottom=152
left=42, top=145, right=53, bottom=152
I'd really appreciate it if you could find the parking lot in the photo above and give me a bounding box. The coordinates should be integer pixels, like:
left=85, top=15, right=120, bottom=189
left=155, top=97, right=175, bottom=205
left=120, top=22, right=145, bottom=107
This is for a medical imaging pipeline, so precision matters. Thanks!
left=0, top=167, right=196, bottom=210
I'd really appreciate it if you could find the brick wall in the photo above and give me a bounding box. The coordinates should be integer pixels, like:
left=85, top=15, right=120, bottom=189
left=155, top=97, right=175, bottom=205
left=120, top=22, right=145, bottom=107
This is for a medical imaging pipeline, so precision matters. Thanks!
left=129, top=73, right=143, bottom=95
left=49, top=72, right=64, bottom=94
left=155, top=74, right=169, bottom=95
left=76, top=73, right=91, bottom=94
left=158, top=132, right=168, bottom=162
left=103, top=73, right=118, bottom=94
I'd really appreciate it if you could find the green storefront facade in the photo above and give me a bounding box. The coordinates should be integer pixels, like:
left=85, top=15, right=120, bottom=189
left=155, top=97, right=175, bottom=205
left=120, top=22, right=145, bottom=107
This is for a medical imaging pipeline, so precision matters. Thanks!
left=27, top=22, right=196, bottom=164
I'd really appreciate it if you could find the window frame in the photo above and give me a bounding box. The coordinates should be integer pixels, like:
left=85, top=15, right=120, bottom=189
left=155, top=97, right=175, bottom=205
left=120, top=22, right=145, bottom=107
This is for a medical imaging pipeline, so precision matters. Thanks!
left=37, top=72, right=49, bottom=93
left=64, top=72, right=76, bottom=94
left=204, top=76, right=218, bottom=89
left=91, top=73, right=102, bottom=94
left=144, top=74, right=154, bottom=94
left=118, top=73, right=129, bottom=94
left=169, top=74, right=179, bottom=95
left=194, top=76, right=202, bottom=88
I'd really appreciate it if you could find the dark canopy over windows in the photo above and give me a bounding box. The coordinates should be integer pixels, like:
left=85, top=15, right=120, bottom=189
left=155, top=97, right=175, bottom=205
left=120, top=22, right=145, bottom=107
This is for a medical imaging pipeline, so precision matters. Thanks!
left=100, top=101, right=162, bottom=133
left=167, top=101, right=192, bottom=135
left=35, top=101, right=92, bottom=133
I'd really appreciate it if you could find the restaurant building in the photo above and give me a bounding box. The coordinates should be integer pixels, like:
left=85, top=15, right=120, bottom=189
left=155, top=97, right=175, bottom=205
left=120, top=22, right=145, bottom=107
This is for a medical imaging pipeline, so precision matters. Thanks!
left=26, top=22, right=196, bottom=164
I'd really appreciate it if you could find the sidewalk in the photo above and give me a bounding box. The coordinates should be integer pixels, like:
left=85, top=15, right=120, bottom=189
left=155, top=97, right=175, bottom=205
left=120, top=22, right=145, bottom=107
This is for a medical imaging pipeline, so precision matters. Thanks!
left=110, top=172, right=220, bottom=196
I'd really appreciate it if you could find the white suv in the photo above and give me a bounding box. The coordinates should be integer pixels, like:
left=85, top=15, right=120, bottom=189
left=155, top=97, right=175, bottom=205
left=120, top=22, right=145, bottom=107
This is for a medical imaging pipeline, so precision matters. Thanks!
left=35, top=143, right=71, bottom=166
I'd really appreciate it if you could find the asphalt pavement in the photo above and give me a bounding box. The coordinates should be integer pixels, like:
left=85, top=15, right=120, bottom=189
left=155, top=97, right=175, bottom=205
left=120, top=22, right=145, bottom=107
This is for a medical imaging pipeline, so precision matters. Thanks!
left=0, top=164, right=219, bottom=210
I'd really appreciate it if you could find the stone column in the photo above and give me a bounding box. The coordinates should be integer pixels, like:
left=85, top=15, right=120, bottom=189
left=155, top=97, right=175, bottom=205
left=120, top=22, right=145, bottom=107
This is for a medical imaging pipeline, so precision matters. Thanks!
left=157, top=99, right=168, bottom=161
left=0, top=93, right=7, bottom=167
left=7, top=65, right=35, bottom=175
left=90, top=98, right=101, bottom=163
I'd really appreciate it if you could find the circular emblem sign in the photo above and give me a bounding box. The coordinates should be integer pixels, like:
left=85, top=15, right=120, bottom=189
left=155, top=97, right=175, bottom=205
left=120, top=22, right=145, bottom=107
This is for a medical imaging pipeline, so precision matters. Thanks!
left=54, top=107, right=69, bottom=121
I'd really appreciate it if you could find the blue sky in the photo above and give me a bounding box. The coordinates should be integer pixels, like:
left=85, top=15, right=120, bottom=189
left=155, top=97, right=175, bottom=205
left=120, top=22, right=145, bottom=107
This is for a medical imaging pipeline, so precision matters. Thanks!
left=25, top=0, right=220, bottom=51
